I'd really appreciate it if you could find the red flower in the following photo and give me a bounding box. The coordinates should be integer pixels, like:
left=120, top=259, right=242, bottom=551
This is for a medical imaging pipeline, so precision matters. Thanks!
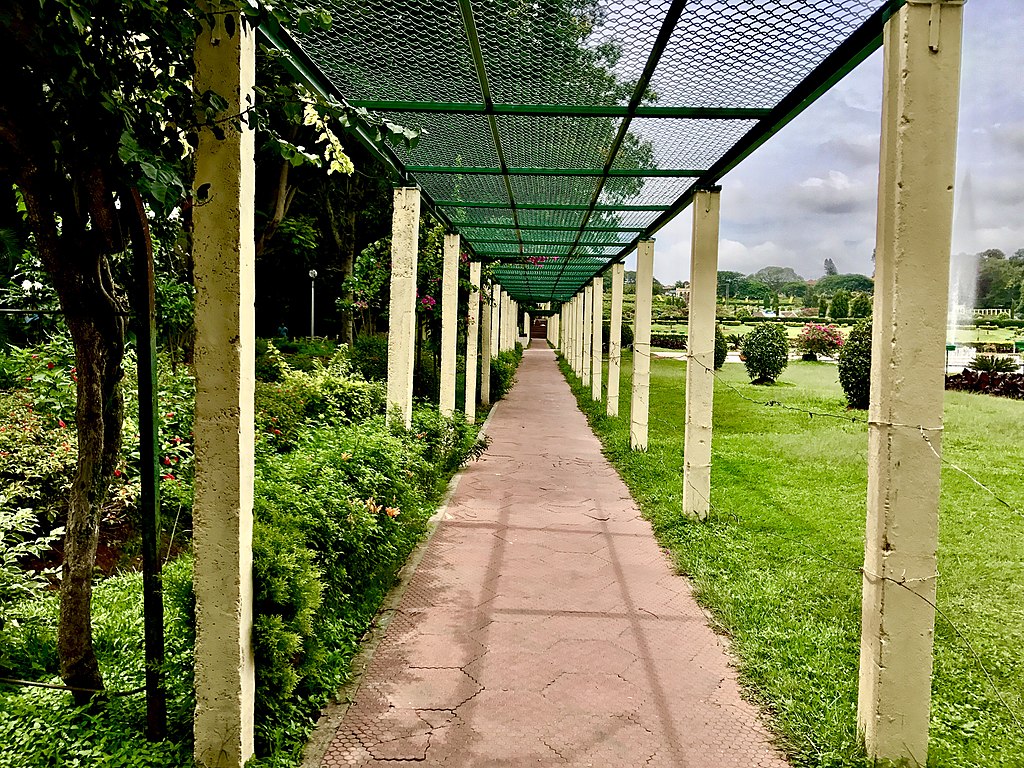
left=163, top=457, right=172, bottom=465
left=161, top=473, right=175, bottom=481
left=57, top=419, right=66, bottom=429
left=47, top=362, right=54, bottom=370
left=114, top=469, right=122, bottom=477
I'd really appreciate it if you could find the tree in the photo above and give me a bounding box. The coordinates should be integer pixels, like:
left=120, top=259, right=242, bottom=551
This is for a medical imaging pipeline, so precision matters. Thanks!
left=815, top=273, right=873, bottom=296
left=751, top=265, right=804, bottom=293
left=818, top=296, right=828, bottom=317
left=824, top=257, right=838, bottom=276
left=849, top=292, right=872, bottom=318
left=742, top=324, right=789, bottom=384
left=0, top=1, right=407, bottom=702
left=828, top=290, right=850, bottom=319
left=976, top=250, right=1024, bottom=309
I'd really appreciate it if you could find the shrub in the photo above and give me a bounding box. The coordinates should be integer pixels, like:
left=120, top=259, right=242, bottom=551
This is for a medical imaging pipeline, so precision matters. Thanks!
left=349, top=333, right=388, bottom=381
left=838, top=319, right=873, bottom=409
left=714, top=324, right=727, bottom=370
left=796, top=323, right=844, bottom=361
left=490, top=349, right=520, bottom=400
left=649, top=333, right=687, bottom=350
left=828, top=289, right=850, bottom=319
left=255, top=339, right=286, bottom=383
left=602, top=320, right=635, bottom=351
left=968, top=355, right=1018, bottom=374
left=742, top=324, right=789, bottom=384
left=849, top=293, right=872, bottom=318
left=946, top=369, right=1024, bottom=399
left=274, top=337, right=339, bottom=372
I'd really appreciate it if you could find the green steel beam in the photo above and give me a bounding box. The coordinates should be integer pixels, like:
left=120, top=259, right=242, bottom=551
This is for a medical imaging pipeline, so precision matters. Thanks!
left=452, top=221, right=646, bottom=232
left=408, top=166, right=704, bottom=177
left=473, top=238, right=627, bottom=247
left=438, top=201, right=669, bottom=211
left=348, top=101, right=772, bottom=119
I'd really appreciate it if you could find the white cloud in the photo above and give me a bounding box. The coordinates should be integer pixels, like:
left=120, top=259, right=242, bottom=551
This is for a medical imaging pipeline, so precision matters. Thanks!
left=793, top=170, right=874, bottom=215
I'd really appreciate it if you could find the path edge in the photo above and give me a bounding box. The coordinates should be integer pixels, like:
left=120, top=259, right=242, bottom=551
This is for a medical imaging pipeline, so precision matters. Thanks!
left=300, top=401, right=502, bottom=767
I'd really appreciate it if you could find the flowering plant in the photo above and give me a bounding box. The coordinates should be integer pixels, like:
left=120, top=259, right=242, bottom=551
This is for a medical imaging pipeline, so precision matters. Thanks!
left=796, top=323, right=844, bottom=360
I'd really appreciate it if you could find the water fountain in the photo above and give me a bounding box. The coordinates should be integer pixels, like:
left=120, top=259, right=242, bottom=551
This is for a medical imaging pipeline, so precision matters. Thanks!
left=946, top=175, right=979, bottom=373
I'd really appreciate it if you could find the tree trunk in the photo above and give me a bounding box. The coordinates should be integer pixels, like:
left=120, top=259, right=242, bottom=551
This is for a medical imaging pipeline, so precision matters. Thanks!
left=16, top=170, right=127, bottom=706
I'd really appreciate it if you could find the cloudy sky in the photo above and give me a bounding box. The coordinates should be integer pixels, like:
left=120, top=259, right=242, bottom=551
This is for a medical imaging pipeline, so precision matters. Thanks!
left=643, top=0, right=1024, bottom=285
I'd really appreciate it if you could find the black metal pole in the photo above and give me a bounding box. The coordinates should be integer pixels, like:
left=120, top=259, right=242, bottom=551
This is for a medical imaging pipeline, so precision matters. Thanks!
left=130, top=191, right=167, bottom=740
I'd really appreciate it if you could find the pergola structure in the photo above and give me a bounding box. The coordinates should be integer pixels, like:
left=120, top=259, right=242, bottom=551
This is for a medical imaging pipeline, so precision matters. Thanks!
left=190, top=0, right=965, bottom=766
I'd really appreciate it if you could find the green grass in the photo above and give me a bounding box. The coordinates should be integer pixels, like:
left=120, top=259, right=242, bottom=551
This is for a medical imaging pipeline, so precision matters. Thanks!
left=561, top=353, right=1024, bottom=767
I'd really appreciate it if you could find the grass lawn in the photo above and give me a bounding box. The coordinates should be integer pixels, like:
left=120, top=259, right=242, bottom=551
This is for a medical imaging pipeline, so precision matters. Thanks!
left=561, top=352, right=1024, bottom=767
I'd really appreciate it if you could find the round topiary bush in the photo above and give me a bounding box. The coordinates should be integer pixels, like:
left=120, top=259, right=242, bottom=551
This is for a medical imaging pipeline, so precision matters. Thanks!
left=714, top=324, right=727, bottom=370
left=838, top=318, right=872, bottom=409
left=742, top=323, right=789, bottom=384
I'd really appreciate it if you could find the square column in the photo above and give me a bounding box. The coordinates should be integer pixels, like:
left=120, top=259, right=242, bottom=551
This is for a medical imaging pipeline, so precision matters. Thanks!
left=491, top=285, right=502, bottom=358
left=857, top=3, right=964, bottom=765
left=591, top=276, right=603, bottom=401
left=575, top=293, right=585, bottom=377
left=480, top=286, right=493, bottom=406
left=581, top=284, right=593, bottom=387
left=550, top=307, right=560, bottom=349
left=607, top=263, right=625, bottom=417
left=439, top=233, right=460, bottom=417
left=682, top=188, right=721, bottom=521
left=385, top=188, right=421, bottom=428
left=464, top=261, right=481, bottom=422
left=569, top=296, right=578, bottom=374
left=630, top=240, right=655, bottom=450
left=192, top=7, right=256, bottom=766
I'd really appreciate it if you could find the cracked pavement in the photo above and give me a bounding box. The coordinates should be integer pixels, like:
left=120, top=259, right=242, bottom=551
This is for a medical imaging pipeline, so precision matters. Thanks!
left=316, top=345, right=790, bottom=767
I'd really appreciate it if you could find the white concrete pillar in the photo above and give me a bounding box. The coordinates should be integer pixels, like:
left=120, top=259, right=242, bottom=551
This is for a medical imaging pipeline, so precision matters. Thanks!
left=568, top=297, right=576, bottom=372
left=569, top=297, right=577, bottom=372
left=591, top=276, right=603, bottom=401
left=385, top=188, right=420, bottom=429
left=630, top=240, right=655, bottom=450
left=682, top=188, right=721, bottom=521
left=524, top=311, right=530, bottom=342
left=490, top=285, right=501, bottom=359
left=857, top=4, right=963, bottom=765
left=192, top=7, right=256, bottom=766
left=550, top=308, right=560, bottom=350
left=480, top=285, right=493, bottom=406
left=439, top=233, right=459, bottom=417
left=575, top=292, right=585, bottom=377
left=464, top=262, right=481, bottom=423
left=607, top=263, right=624, bottom=417
left=581, top=284, right=593, bottom=387
left=501, top=293, right=507, bottom=351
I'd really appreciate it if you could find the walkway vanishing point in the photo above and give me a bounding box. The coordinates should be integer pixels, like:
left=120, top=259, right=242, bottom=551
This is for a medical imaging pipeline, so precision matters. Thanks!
left=307, top=345, right=788, bottom=767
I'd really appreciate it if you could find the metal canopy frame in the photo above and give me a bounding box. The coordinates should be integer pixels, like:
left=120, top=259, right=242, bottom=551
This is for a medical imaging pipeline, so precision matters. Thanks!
left=264, top=0, right=905, bottom=303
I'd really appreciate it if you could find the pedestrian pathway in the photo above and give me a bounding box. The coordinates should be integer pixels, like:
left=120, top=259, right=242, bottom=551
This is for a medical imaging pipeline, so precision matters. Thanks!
left=310, top=345, right=789, bottom=767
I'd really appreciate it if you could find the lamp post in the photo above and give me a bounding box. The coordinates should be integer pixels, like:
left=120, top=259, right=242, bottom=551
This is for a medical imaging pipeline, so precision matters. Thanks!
left=308, top=269, right=317, bottom=338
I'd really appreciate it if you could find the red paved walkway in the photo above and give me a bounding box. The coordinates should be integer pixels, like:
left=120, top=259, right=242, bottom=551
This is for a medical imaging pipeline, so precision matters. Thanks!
left=312, top=346, right=789, bottom=767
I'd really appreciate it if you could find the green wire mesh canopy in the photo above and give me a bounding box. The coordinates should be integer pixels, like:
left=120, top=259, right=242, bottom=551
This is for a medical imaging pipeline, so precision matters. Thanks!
left=270, top=0, right=903, bottom=303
